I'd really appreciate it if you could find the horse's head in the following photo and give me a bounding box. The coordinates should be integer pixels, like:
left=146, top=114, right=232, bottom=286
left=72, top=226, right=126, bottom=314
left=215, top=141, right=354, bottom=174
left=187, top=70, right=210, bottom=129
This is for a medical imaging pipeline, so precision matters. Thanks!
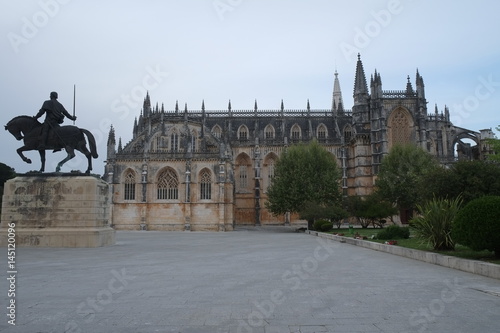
left=5, top=116, right=37, bottom=141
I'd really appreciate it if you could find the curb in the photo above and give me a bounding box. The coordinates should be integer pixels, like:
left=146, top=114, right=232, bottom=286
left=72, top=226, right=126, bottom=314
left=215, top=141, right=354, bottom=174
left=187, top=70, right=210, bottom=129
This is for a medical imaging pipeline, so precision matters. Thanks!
left=305, top=230, right=500, bottom=280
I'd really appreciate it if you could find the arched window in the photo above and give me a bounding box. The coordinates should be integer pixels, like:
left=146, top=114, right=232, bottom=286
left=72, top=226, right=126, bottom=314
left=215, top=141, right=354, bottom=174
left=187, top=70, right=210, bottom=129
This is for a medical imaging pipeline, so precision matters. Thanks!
left=157, top=168, right=179, bottom=200
left=191, top=129, right=198, bottom=152
left=344, top=125, right=352, bottom=142
left=317, top=124, right=327, bottom=140
left=236, top=153, right=252, bottom=191
left=170, top=130, right=179, bottom=151
left=238, top=125, right=248, bottom=140
left=267, top=158, right=275, bottom=191
left=200, top=169, right=212, bottom=200
left=212, top=125, right=222, bottom=139
left=124, top=170, right=136, bottom=200
left=291, top=124, right=301, bottom=140
left=389, top=108, right=412, bottom=145
left=265, top=124, right=275, bottom=139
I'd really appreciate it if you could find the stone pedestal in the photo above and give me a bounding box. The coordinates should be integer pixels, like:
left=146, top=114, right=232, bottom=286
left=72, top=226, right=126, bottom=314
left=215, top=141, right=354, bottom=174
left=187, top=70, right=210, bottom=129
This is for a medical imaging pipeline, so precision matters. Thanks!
left=0, top=174, right=115, bottom=247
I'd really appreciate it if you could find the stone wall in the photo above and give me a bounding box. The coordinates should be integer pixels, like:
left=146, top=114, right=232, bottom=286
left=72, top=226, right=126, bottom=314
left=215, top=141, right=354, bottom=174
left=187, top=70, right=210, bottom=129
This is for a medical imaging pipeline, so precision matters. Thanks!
left=0, top=175, right=115, bottom=247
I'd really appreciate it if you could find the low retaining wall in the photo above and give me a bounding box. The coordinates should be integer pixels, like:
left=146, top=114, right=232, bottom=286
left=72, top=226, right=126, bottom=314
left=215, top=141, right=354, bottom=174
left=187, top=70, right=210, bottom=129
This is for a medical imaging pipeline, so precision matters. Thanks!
left=306, top=230, right=500, bottom=280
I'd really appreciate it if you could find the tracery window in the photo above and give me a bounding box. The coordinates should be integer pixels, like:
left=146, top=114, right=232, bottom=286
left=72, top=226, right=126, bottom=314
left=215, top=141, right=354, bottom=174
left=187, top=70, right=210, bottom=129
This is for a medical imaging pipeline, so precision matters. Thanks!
left=265, top=124, right=275, bottom=139
left=212, top=125, right=222, bottom=139
left=390, top=109, right=411, bottom=145
left=171, top=131, right=179, bottom=151
left=344, top=126, right=352, bottom=142
left=291, top=124, right=301, bottom=140
left=124, top=171, right=136, bottom=200
left=200, top=169, right=212, bottom=200
left=317, top=124, right=327, bottom=139
left=239, top=126, right=248, bottom=140
left=157, top=168, right=179, bottom=200
left=267, top=159, right=275, bottom=191
left=191, top=130, right=197, bottom=151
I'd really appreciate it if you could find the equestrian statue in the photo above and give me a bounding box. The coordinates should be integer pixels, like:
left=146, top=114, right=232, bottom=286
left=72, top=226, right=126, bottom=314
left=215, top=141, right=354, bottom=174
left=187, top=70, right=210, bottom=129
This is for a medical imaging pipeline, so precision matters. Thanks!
left=5, top=91, right=98, bottom=174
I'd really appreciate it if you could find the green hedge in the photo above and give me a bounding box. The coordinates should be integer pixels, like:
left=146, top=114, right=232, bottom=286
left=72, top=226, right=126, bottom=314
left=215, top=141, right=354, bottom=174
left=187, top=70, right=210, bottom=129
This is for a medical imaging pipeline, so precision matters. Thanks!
left=376, top=225, right=410, bottom=240
left=453, top=196, right=500, bottom=258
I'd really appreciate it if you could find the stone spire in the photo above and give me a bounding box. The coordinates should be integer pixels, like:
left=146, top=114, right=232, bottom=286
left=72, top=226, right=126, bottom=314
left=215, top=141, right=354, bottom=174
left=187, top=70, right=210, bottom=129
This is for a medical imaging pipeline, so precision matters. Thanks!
left=332, top=70, right=344, bottom=112
left=143, top=91, right=151, bottom=117
left=107, top=125, right=116, bottom=159
left=416, top=69, right=425, bottom=99
left=405, top=75, right=414, bottom=95
left=353, top=53, right=369, bottom=105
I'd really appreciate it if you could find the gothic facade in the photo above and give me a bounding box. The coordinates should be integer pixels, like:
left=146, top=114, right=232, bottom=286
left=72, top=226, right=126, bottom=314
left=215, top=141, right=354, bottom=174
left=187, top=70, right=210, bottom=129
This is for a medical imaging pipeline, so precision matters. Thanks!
left=104, top=55, right=488, bottom=231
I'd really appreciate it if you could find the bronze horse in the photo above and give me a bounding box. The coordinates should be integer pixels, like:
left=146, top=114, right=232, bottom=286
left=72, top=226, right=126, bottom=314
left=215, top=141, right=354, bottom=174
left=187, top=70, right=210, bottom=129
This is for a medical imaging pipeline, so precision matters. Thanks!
left=5, top=116, right=98, bottom=173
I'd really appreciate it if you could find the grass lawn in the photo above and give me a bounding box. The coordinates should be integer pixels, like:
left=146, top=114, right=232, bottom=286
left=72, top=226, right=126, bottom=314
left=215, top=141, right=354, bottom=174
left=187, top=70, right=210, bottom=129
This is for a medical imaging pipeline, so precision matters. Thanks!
left=328, top=226, right=500, bottom=265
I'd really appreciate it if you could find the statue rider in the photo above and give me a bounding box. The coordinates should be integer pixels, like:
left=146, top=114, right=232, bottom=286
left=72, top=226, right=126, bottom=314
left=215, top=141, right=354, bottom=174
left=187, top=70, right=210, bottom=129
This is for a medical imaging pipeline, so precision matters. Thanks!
left=34, top=91, right=77, bottom=149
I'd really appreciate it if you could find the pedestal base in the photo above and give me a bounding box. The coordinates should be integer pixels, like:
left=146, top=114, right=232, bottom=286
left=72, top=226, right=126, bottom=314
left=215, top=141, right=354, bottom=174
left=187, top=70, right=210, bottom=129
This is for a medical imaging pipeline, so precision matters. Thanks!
left=0, top=174, right=115, bottom=247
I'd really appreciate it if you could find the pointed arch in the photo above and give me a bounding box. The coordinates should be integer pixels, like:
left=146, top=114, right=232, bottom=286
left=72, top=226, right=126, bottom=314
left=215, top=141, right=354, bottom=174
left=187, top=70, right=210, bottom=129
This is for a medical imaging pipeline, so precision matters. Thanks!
left=191, top=129, right=198, bottom=152
left=264, top=124, right=275, bottom=140
left=263, top=152, right=278, bottom=192
left=123, top=168, right=136, bottom=200
left=290, top=124, right=301, bottom=141
left=151, top=133, right=169, bottom=152
left=157, top=167, right=179, bottom=200
left=170, top=127, right=180, bottom=151
left=212, top=124, right=222, bottom=139
left=199, top=168, right=212, bottom=200
left=343, top=124, right=353, bottom=143
left=235, top=153, right=252, bottom=191
left=238, top=125, right=249, bottom=140
left=387, top=107, right=415, bottom=148
left=317, top=123, right=328, bottom=140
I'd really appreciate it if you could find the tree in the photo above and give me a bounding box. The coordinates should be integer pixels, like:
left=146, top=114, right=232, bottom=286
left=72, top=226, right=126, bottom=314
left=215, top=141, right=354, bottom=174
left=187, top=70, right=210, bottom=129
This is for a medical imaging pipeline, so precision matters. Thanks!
left=300, top=201, right=349, bottom=229
left=266, top=140, right=342, bottom=219
left=345, top=193, right=397, bottom=228
left=418, top=160, right=500, bottom=205
left=486, top=125, right=500, bottom=162
left=452, top=196, right=500, bottom=258
left=375, top=144, right=439, bottom=221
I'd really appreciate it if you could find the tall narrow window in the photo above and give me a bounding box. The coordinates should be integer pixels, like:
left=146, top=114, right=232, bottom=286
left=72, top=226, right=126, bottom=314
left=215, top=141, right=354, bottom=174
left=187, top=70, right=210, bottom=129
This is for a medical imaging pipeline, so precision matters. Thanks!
left=191, top=130, right=197, bottom=152
left=344, top=126, right=352, bottom=142
left=124, top=171, right=136, bottom=200
left=239, top=126, right=248, bottom=140
left=318, top=124, right=327, bottom=140
left=291, top=125, right=301, bottom=140
left=267, top=159, right=275, bottom=191
left=171, top=132, right=179, bottom=151
left=157, top=169, right=179, bottom=200
left=239, top=165, right=248, bottom=189
left=265, top=125, right=275, bottom=139
left=212, top=125, right=222, bottom=139
left=200, top=169, right=212, bottom=200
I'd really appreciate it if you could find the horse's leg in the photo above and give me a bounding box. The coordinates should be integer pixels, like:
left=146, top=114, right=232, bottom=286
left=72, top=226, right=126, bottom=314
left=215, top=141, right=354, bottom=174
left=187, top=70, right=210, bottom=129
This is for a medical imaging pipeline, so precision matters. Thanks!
left=16, top=146, right=32, bottom=164
left=56, top=147, right=75, bottom=172
left=39, top=150, right=46, bottom=172
left=78, top=146, right=93, bottom=174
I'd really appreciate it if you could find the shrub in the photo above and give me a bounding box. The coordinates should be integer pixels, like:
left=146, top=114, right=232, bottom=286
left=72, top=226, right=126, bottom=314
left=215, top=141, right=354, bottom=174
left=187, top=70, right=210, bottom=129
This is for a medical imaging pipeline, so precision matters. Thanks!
left=320, top=222, right=333, bottom=232
left=376, top=225, right=410, bottom=240
left=453, top=196, right=500, bottom=258
left=313, top=219, right=330, bottom=231
left=410, top=196, right=462, bottom=251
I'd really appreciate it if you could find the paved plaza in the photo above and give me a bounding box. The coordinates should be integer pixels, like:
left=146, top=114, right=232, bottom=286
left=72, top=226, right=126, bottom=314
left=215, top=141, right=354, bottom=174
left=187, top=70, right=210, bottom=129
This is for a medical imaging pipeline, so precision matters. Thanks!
left=1, top=227, right=499, bottom=333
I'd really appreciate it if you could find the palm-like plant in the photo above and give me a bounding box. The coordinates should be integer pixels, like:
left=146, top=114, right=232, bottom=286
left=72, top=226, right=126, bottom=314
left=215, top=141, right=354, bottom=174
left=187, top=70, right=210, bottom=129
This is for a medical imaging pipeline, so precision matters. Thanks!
left=410, top=196, right=463, bottom=251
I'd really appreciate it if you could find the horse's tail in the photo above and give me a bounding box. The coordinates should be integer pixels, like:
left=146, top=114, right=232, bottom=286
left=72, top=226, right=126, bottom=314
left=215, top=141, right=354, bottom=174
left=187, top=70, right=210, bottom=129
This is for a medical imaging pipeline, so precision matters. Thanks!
left=81, top=129, right=99, bottom=158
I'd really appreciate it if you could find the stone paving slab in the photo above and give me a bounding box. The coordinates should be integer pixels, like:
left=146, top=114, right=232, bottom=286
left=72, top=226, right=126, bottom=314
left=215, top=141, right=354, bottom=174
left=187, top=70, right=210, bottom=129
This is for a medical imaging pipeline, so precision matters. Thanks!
left=0, top=227, right=499, bottom=332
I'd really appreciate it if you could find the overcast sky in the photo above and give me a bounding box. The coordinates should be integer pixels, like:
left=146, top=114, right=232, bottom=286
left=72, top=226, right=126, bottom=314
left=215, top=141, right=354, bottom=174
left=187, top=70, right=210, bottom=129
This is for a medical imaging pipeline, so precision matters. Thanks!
left=2, top=0, right=500, bottom=174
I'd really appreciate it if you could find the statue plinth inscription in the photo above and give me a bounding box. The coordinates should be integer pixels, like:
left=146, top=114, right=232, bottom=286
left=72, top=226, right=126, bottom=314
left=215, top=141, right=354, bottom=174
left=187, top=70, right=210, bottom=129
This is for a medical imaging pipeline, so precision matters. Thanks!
left=0, top=175, right=115, bottom=247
